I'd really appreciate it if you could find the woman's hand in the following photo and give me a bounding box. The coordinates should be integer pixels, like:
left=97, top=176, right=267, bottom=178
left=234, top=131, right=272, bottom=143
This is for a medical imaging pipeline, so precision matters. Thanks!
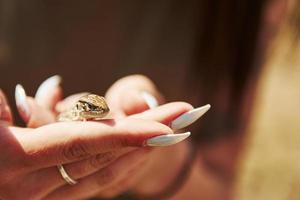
left=0, top=88, right=196, bottom=200
left=13, top=75, right=209, bottom=199
left=100, top=75, right=211, bottom=198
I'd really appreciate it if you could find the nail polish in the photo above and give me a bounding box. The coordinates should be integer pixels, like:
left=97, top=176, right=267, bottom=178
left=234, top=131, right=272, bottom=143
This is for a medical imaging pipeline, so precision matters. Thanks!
left=171, top=104, right=211, bottom=130
left=141, top=91, right=158, bottom=109
left=35, top=75, right=62, bottom=104
left=145, top=132, right=191, bottom=147
left=15, top=84, right=30, bottom=119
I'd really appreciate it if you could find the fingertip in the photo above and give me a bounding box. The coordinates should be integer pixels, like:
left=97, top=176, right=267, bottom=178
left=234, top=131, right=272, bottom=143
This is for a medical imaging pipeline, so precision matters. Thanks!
left=121, top=90, right=150, bottom=115
left=121, top=118, right=173, bottom=135
left=35, top=75, right=62, bottom=109
left=145, top=131, right=191, bottom=147
left=141, top=91, right=159, bottom=109
left=15, top=84, right=31, bottom=121
left=171, top=104, right=210, bottom=130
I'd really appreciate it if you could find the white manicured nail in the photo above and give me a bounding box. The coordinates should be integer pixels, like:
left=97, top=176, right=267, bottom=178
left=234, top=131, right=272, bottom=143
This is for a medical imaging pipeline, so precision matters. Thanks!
left=171, top=104, right=211, bottom=130
left=145, top=132, right=191, bottom=147
left=35, top=75, right=62, bottom=104
left=141, top=91, right=158, bottom=109
left=15, top=84, right=30, bottom=118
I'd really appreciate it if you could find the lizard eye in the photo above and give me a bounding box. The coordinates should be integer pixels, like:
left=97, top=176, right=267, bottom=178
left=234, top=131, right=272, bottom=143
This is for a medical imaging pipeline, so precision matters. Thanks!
left=86, top=103, right=96, bottom=111
left=80, top=103, right=89, bottom=111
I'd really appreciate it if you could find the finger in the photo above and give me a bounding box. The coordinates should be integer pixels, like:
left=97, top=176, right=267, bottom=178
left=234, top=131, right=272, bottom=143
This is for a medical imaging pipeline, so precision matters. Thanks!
left=26, top=98, right=56, bottom=127
left=44, top=148, right=150, bottom=200
left=0, top=124, right=15, bottom=158
left=106, top=90, right=158, bottom=118
left=90, top=158, right=149, bottom=199
left=130, top=102, right=193, bottom=126
left=131, top=102, right=211, bottom=130
left=35, top=75, right=62, bottom=111
left=0, top=89, right=13, bottom=124
left=117, top=90, right=150, bottom=116
left=55, top=92, right=89, bottom=113
left=18, top=118, right=172, bottom=170
left=99, top=169, right=141, bottom=199
left=105, top=74, right=164, bottom=116
left=99, top=155, right=148, bottom=199
left=15, top=85, right=56, bottom=127
left=25, top=147, right=136, bottom=198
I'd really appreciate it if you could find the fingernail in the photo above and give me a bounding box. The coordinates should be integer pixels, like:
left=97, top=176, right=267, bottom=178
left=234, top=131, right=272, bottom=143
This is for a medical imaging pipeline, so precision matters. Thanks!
left=145, top=132, right=191, bottom=147
left=171, top=104, right=211, bottom=130
left=35, top=75, right=62, bottom=103
left=15, top=84, right=31, bottom=119
left=141, top=91, right=158, bottom=109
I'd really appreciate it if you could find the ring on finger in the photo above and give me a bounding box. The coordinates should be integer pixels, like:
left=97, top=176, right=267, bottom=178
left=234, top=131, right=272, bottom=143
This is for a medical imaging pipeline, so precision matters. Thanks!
left=57, top=164, right=78, bottom=185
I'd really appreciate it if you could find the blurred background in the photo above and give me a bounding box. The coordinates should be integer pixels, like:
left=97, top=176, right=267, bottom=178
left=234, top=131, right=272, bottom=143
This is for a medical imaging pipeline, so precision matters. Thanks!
left=0, top=0, right=300, bottom=199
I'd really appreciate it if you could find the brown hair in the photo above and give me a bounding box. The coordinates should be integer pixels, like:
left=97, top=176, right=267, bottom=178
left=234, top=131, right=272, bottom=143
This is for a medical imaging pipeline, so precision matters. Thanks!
left=288, top=1, right=300, bottom=42
left=187, top=0, right=291, bottom=142
left=188, top=0, right=300, bottom=142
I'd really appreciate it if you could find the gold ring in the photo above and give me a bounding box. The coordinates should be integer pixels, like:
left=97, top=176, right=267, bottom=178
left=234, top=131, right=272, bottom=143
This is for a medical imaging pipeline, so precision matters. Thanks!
left=57, top=164, right=77, bottom=185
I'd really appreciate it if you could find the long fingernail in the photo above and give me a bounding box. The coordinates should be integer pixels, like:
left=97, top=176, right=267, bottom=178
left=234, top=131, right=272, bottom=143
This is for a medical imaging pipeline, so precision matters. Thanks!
left=171, top=104, right=211, bottom=130
left=35, top=75, right=62, bottom=103
left=15, top=84, right=31, bottom=119
left=141, top=91, right=158, bottom=109
left=145, top=132, right=191, bottom=147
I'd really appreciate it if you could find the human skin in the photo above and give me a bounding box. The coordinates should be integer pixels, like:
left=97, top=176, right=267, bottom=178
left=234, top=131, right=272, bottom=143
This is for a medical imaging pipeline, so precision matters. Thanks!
left=0, top=0, right=289, bottom=198
left=2, top=0, right=288, bottom=194
left=0, top=76, right=195, bottom=200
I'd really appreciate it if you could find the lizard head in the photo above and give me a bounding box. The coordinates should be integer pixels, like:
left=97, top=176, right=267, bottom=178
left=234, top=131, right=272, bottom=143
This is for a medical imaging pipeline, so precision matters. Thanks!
left=76, top=94, right=110, bottom=120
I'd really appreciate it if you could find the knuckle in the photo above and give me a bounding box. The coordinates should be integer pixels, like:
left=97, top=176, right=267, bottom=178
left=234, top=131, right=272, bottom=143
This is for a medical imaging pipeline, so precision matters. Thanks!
left=89, top=152, right=116, bottom=169
left=109, top=135, right=132, bottom=148
left=101, top=137, right=129, bottom=149
left=111, top=138, right=126, bottom=148
left=61, top=140, right=91, bottom=161
left=117, top=135, right=140, bottom=147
